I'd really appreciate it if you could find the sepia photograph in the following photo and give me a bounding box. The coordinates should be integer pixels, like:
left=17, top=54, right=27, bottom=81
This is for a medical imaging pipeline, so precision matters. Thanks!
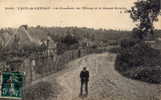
left=0, top=0, right=161, bottom=100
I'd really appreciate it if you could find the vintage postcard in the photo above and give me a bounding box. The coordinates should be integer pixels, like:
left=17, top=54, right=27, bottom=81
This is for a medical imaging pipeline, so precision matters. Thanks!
left=0, top=0, right=161, bottom=100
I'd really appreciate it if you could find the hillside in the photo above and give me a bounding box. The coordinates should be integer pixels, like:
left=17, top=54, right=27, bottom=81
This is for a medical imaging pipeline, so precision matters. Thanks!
left=0, top=27, right=132, bottom=48
left=0, top=26, right=161, bottom=50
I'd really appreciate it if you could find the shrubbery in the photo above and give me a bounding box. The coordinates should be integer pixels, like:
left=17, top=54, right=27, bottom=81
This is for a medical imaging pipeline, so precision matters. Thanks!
left=56, top=34, right=79, bottom=55
left=115, top=0, right=161, bottom=84
left=115, top=40, right=161, bottom=83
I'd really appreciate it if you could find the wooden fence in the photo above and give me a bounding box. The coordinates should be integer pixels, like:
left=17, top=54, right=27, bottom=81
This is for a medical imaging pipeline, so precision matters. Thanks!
left=24, top=47, right=109, bottom=84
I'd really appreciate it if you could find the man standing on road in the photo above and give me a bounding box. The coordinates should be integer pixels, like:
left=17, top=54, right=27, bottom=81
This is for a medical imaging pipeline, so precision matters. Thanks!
left=80, top=67, right=89, bottom=96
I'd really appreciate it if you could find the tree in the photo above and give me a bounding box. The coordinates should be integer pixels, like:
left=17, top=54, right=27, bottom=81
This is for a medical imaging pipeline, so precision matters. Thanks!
left=129, top=0, right=160, bottom=40
left=115, top=0, right=161, bottom=84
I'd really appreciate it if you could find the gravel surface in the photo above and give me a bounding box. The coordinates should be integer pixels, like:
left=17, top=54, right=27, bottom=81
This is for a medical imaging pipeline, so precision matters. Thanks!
left=24, top=53, right=161, bottom=100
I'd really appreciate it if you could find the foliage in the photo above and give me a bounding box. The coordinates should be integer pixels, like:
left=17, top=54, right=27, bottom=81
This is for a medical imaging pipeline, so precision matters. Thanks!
left=61, top=34, right=79, bottom=46
left=129, top=0, right=160, bottom=39
left=115, top=0, right=161, bottom=84
left=56, top=34, right=79, bottom=54
left=115, top=42, right=161, bottom=83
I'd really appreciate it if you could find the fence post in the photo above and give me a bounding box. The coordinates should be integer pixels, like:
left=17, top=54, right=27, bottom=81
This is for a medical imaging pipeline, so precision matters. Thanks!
left=29, top=59, right=33, bottom=83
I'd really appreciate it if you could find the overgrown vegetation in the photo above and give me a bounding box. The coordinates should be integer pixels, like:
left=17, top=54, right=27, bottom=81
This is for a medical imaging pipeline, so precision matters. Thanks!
left=56, top=33, right=79, bottom=54
left=115, top=42, right=161, bottom=83
left=24, top=81, right=60, bottom=100
left=115, top=0, right=161, bottom=84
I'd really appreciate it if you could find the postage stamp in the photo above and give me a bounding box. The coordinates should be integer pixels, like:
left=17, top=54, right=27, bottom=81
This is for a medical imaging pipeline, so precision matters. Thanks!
left=0, top=72, right=24, bottom=99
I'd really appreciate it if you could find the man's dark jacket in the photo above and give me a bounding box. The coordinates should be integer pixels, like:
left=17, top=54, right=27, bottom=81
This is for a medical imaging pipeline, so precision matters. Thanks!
left=80, top=70, right=89, bottom=82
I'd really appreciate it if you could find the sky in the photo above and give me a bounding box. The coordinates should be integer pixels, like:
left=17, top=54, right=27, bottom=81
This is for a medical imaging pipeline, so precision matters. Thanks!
left=0, top=0, right=160, bottom=30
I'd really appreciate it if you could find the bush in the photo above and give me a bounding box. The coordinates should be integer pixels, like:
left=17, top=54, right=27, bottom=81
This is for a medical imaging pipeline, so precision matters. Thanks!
left=56, top=34, right=79, bottom=55
left=120, top=38, right=137, bottom=48
left=115, top=41, right=161, bottom=84
left=61, top=34, right=79, bottom=46
left=108, top=47, right=121, bottom=54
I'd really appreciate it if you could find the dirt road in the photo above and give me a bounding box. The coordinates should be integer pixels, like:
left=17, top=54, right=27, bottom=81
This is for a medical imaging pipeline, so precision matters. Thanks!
left=55, top=53, right=161, bottom=100
left=26, top=53, right=161, bottom=100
